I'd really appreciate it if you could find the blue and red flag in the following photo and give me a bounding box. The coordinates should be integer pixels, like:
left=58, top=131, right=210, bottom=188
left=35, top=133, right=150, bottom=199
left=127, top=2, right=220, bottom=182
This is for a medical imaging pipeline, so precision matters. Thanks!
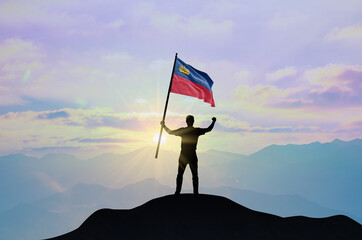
left=171, top=57, right=215, bottom=107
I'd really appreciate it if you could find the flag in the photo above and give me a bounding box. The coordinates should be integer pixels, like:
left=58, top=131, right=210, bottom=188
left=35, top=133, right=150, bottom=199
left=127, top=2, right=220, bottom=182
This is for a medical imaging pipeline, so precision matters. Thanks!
left=171, top=57, right=215, bottom=107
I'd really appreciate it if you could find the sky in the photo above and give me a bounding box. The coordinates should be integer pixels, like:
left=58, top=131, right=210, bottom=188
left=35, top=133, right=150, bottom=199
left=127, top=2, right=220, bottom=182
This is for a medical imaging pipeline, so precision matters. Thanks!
left=0, top=0, right=362, bottom=157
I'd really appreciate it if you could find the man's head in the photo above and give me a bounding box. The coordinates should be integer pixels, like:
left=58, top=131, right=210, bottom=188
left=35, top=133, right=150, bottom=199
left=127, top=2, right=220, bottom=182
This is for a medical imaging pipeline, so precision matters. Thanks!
left=186, top=115, right=194, bottom=126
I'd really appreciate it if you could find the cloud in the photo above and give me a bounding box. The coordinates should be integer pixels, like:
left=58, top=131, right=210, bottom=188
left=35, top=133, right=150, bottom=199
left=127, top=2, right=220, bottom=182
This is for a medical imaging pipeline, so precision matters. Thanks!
left=83, top=115, right=144, bottom=130
left=210, top=114, right=320, bottom=134
left=232, top=84, right=289, bottom=105
left=266, top=67, right=297, bottom=82
left=0, top=90, right=27, bottom=106
left=78, top=138, right=137, bottom=143
left=25, top=144, right=131, bottom=158
left=303, top=64, right=362, bottom=87
left=215, top=121, right=318, bottom=134
left=0, top=38, right=44, bottom=64
left=52, top=109, right=162, bottom=132
left=0, top=38, right=45, bottom=105
left=352, top=121, right=362, bottom=127
left=232, top=64, right=362, bottom=110
left=268, top=98, right=313, bottom=109
left=307, top=86, right=356, bottom=107
left=0, top=1, right=92, bottom=30
left=0, top=48, right=169, bottom=110
left=301, top=64, right=362, bottom=108
left=0, top=108, right=163, bottom=156
left=133, top=2, right=234, bottom=38
left=325, top=24, right=362, bottom=42
left=38, top=110, right=70, bottom=119
left=0, top=0, right=126, bottom=41
left=28, top=146, right=82, bottom=152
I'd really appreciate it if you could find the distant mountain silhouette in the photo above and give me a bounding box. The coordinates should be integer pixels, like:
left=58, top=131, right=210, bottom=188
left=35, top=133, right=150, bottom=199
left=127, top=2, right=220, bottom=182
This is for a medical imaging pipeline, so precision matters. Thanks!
left=0, top=202, right=70, bottom=240
left=47, top=194, right=362, bottom=240
left=244, top=138, right=362, bottom=217
left=203, top=186, right=345, bottom=218
left=1, top=139, right=362, bottom=239
left=1, top=139, right=361, bottom=217
left=0, top=179, right=173, bottom=240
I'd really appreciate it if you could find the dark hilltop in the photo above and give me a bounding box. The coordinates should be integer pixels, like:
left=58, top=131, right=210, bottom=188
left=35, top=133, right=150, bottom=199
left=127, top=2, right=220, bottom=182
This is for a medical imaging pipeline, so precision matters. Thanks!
left=47, top=194, right=362, bottom=240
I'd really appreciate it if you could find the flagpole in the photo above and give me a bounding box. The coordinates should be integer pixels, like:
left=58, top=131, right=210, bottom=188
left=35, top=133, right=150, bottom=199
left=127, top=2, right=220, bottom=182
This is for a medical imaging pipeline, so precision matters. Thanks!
left=155, top=53, right=178, bottom=158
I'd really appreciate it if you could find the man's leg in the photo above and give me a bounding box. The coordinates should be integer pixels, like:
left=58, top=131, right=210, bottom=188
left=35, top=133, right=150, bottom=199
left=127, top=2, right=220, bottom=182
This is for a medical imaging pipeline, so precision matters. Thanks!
left=189, top=153, right=199, bottom=195
left=175, top=153, right=187, bottom=195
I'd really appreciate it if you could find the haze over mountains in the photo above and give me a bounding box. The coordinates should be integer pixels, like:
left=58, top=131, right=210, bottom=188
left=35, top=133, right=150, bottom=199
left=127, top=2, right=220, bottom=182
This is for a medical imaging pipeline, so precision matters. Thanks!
left=1, top=138, right=361, bottom=239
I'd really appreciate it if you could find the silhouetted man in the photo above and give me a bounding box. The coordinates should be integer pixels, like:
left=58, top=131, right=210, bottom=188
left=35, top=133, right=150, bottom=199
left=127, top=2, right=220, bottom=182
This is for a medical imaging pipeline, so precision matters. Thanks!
left=161, top=115, right=216, bottom=195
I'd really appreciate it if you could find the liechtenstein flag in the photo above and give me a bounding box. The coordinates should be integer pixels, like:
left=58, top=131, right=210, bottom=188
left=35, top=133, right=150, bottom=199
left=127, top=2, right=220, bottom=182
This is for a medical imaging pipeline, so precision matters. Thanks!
left=171, top=57, right=215, bottom=107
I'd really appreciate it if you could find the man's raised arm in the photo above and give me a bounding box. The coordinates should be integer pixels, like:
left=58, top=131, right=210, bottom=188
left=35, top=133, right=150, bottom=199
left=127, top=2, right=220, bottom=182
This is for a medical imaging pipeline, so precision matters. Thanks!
left=204, top=117, right=217, bottom=133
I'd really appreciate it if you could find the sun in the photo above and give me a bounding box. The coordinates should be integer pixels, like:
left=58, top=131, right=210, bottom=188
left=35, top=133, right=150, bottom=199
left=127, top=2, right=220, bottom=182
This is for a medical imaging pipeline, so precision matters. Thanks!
left=153, top=133, right=167, bottom=145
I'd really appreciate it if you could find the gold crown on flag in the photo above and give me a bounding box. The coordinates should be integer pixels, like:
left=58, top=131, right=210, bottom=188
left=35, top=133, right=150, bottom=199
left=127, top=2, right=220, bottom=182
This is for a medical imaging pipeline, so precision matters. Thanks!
left=179, top=65, right=190, bottom=75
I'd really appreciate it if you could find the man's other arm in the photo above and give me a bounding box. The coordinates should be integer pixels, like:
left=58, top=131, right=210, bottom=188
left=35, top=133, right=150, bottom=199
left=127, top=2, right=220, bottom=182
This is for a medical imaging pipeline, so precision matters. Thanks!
left=203, top=117, right=217, bottom=133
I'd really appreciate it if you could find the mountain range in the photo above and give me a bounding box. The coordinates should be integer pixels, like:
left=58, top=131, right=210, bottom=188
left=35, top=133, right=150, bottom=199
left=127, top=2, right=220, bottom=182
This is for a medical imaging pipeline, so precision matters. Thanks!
left=0, top=138, right=361, bottom=239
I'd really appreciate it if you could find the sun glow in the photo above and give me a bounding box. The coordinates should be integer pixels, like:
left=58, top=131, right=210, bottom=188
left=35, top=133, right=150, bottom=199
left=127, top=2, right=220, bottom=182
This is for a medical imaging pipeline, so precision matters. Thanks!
left=153, top=133, right=167, bottom=145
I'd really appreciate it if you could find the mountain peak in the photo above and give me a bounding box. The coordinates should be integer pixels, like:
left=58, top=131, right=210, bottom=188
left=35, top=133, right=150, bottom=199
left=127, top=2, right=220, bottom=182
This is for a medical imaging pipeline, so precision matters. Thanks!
left=331, top=138, right=362, bottom=145
left=47, top=194, right=362, bottom=240
left=332, top=138, right=344, bottom=143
